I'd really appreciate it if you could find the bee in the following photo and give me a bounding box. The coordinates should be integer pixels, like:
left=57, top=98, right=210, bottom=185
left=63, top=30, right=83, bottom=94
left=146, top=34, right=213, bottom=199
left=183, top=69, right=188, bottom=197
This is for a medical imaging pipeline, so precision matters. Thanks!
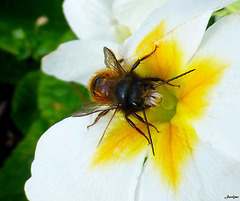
left=73, top=46, right=195, bottom=155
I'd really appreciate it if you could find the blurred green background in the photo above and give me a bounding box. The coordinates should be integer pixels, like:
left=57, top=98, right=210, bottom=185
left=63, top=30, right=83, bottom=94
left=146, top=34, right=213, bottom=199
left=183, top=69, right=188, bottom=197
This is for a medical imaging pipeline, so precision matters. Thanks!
left=0, top=0, right=89, bottom=200
left=0, top=0, right=240, bottom=200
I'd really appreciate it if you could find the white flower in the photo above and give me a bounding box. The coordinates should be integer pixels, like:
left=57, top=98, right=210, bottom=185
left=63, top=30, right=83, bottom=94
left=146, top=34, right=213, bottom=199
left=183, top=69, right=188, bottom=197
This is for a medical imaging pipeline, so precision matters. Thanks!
left=42, top=0, right=168, bottom=85
left=63, top=0, right=168, bottom=43
left=26, top=0, right=240, bottom=201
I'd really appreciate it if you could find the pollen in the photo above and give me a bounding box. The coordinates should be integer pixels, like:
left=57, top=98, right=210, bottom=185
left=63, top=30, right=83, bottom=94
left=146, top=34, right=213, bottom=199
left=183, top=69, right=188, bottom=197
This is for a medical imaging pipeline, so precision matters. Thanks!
left=144, top=89, right=162, bottom=107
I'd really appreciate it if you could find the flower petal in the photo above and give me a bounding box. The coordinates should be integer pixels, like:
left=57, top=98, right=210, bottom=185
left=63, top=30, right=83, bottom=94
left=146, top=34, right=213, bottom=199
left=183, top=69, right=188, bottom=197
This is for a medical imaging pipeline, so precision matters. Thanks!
left=63, top=0, right=116, bottom=41
left=125, top=11, right=211, bottom=80
left=25, top=115, right=148, bottom=201
left=42, top=40, right=119, bottom=85
left=120, top=0, right=236, bottom=65
left=189, top=12, right=240, bottom=162
left=113, top=0, right=168, bottom=33
left=136, top=142, right=240, bottom=201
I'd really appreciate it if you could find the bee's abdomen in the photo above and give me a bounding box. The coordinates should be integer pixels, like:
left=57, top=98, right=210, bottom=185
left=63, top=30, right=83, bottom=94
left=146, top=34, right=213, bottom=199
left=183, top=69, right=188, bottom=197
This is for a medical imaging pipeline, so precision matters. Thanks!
left=90, top=75, right=114, bottom=103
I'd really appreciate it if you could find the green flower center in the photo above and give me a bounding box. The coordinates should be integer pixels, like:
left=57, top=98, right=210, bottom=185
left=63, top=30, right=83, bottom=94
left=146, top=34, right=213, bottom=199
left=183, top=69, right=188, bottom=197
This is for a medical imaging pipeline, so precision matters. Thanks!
left=147, top=86, right=178, bottom=123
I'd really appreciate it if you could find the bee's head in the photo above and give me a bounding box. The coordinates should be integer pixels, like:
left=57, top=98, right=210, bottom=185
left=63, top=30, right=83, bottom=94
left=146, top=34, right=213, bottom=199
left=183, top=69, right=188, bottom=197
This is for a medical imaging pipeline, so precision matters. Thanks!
left=128, top=81, right=162, bottom=109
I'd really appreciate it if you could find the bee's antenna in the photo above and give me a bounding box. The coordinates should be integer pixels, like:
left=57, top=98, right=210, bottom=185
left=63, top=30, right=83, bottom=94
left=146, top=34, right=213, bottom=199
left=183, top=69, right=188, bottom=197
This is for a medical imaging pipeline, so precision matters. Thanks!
left=153, top=69, right=196, bottom=88
left=142, top=108, right=155, bottom=156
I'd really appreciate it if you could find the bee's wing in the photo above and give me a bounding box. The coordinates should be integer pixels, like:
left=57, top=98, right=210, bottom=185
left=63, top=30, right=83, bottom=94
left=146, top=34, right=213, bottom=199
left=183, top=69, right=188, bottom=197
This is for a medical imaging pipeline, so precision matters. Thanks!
left=103, top=47, right=126, bottom=74
left=72, top=102, right=115, bottom=117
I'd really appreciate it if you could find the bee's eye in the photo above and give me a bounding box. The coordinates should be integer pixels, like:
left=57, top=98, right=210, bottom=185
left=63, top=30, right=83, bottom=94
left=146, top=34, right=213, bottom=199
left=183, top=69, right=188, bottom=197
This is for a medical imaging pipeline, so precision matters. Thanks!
left=131, top=101, right=142, bottom=108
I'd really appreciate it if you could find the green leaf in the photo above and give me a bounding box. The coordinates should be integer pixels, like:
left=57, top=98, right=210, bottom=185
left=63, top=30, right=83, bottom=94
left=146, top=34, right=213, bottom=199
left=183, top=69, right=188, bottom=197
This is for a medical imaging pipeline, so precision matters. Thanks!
left=12, top=70, right=89, bottom=134
left=38, top=74, right=89, bottom=125
left=0, top=119, right=49, bottom=201
left=0, top=50, right=39, bottom=84
left=227, top=0, right=240, bottom=12
left=0, top=0, right=76, bottom=59
left=213, top=0, right=240, bottom=20
left=11, top=71, right=42, bottom=135
left=33, top=29, right=76, bottom=60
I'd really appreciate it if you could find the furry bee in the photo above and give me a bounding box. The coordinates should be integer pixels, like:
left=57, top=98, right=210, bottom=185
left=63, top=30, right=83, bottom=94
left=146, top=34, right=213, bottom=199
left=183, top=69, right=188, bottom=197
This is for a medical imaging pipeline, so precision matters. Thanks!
left=73, top=46, right=195, bottom=155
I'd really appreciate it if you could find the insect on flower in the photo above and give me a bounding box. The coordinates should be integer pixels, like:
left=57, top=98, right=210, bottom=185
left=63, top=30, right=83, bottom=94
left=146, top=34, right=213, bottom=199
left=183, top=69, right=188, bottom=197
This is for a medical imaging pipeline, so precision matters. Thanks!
left=72, top=46, right=195, bottom=155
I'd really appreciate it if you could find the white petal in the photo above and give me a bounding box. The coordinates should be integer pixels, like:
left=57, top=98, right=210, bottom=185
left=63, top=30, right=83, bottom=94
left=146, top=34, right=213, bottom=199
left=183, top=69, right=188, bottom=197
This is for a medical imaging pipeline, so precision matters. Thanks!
left=191, top=12, right=240, bottom=162
left=137, top=143, right=240, bottom=201
left=113, top=0, right=168, bottom=33
left=192, top=11, right=240, bottom=65
left=25, top=115, right=148, bottom=201
left=63, top=0, right=116, bottom=41
left=120, top=0, right=236, bottom=64
left=42, top=40, right=119, bottom=85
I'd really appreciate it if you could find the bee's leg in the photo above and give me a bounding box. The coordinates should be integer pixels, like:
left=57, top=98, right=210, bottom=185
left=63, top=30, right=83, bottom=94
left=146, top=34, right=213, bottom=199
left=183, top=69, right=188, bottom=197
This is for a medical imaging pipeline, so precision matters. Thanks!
left=143, top=77, right=180, bottom=88
left=125, top=115, right=150, bottom=144
left=132, top=112, right=160, bottom=133
left=87, top=109, right=110, bottom=129
left=131, top=45, right=158, bottom=72
left=97, top=109, right=117, bottom=147
left=141, top=108, right=155, bottom=156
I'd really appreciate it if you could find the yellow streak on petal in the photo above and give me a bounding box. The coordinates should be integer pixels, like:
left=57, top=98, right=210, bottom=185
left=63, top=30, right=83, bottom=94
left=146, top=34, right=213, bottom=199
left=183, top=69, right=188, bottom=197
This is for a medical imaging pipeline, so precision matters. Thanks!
left=152, top=116, right=198, bottom=191
left=135, top=21, right=184, bottom=80
left=136, top=21, right=166, bottom=60
left=91, top=119, right=148, bottom=167
left=177, top=56, right=231, bottom=118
